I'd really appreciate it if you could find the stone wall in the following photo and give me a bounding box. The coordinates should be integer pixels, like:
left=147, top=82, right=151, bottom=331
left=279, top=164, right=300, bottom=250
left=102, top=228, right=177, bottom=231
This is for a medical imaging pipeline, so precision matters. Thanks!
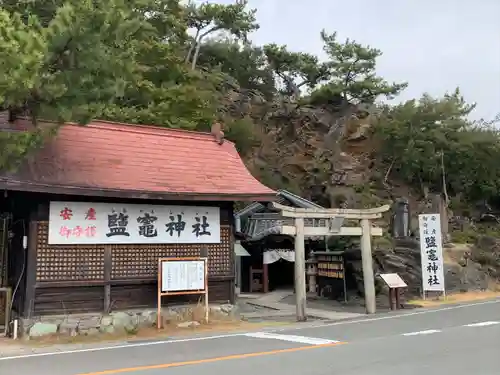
left=21, top=303, right=237, bottom=339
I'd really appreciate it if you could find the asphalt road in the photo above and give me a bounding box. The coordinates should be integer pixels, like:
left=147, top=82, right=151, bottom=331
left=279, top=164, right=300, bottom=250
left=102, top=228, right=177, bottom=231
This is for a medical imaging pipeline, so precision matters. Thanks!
left=1, top=299, right=499, bottom=375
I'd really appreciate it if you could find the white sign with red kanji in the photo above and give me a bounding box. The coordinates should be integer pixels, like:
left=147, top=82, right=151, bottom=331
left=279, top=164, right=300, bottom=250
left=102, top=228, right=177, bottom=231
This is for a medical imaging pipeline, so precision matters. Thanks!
left=418, top=213, right=445, bottom=292
left=48, top=201, right=220, bottom=245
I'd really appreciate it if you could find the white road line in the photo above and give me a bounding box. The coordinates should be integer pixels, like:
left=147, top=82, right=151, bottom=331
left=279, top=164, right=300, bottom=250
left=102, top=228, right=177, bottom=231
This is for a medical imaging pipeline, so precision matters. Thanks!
left=0, top=333, right=241, bottom=361
left=244, top=332, right=339, bottom=345
left=464, top=321, right=500, bottom=327
left=275, top=298, right=500, bottom=333
left=402, top=329, right=441, bottom=336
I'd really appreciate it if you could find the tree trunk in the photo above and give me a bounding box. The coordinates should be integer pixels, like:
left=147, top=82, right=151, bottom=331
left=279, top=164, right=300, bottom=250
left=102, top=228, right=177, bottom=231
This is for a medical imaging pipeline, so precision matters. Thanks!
left=191, top=40, right=203, bottom=70
left=185, top=30, right=200, bottom=64
left=431, top=194, right=449, bottom=243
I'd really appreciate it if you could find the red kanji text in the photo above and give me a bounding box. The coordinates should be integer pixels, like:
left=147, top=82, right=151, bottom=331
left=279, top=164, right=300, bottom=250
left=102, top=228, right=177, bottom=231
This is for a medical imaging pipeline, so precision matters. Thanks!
left=85, top=225, right=97, bottom=237
left=73, top=226, right=84, bottom=237
left=85, top=208, right=97, bottom=220
left=60, top=207, right=73, bottom=220
left=59, top=226, right=72, bottom=238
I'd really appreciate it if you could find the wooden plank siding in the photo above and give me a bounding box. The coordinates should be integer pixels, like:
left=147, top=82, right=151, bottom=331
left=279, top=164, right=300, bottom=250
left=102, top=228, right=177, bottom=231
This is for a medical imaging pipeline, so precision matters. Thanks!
left=32, top=280, right=233, bottom=316
left=22, top=199, right=235, bottom=317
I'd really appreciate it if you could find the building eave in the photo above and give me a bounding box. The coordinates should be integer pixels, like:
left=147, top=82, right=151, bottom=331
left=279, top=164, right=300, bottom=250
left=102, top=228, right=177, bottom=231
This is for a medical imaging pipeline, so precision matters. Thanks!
left=0, top=179, right=276, bottom=202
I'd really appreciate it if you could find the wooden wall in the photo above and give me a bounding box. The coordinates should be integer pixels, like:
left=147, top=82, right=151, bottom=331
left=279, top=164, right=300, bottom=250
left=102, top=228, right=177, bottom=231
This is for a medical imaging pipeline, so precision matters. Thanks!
left=21, top=197, right=235, bottom=317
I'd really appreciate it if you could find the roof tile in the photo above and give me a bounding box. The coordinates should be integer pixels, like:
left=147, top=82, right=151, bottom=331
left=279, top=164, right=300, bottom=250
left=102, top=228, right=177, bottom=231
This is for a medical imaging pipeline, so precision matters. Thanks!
left=1, top=120, right=276, bottom=201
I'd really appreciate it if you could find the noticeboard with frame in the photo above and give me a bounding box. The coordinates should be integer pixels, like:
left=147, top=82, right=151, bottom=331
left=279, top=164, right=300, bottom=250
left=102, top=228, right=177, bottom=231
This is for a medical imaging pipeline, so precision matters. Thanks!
left=157, top=257, right=208, bottom=329
left=313, top=251, right=347, bottom=302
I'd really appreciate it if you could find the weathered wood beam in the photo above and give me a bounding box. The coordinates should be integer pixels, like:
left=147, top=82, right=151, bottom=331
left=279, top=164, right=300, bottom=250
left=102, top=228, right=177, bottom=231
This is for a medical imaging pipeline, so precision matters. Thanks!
left=281, top=226, right=383, bottom=237
left=271, top=202, right=390, bottom=219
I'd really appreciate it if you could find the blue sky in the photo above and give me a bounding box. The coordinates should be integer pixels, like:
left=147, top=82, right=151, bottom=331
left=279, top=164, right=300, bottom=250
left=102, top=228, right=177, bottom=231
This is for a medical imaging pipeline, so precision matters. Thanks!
left=197, top=0, right=500, bottom=120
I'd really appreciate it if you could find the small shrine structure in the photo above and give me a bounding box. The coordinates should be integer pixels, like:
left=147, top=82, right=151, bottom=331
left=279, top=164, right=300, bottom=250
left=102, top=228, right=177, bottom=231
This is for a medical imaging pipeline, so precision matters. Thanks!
left=234, top=190, right=324, bottom=293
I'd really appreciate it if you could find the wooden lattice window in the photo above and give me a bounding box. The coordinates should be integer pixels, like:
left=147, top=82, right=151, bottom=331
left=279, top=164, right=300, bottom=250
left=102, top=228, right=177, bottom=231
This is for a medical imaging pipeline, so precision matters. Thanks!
left=207, top=226, right=232, bottom=276
left=35, top=222, right=232, bottom=282
left=111, top=226, right=232, bottom=279
left=36, top=222, right=105, bottom=282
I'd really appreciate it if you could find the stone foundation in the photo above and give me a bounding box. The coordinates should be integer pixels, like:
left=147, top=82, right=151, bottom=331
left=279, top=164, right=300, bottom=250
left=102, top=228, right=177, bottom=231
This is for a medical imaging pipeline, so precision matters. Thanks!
left=20, top=303, right=237, bottom=339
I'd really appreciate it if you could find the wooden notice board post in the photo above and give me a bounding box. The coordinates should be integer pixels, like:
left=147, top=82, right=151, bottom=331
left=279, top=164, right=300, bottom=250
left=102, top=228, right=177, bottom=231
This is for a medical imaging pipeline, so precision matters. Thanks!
left=379, top=273, right=407, bottom=310
left=157, top=257, right=209, bottom=330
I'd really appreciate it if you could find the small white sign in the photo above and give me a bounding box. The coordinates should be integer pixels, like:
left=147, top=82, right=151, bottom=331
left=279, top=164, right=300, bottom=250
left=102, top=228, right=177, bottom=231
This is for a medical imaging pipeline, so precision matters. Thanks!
left=328, top=217, right=345, bottom=233
left=418, top=214, right=445, bottom=292
left=48, top=201, right=220, bottom=245
left=380, top=273, right=408, bottom=289
left=161, top=259, right=206, bottom=292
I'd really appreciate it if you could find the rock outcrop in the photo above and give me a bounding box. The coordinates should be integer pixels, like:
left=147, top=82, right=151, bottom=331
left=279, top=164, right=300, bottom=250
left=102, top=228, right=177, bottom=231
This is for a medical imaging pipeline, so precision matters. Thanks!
left=344, top=236, right=500, bottom=299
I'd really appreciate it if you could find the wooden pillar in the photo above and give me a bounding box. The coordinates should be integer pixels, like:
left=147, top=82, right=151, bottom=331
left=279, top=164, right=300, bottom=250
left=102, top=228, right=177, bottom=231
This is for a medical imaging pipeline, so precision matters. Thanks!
left=263, top=263, right=269, bottom=293
left=23, top=221, right=38, bottom=318
left=103, top=245, right=112, bottom=313
left=235, top=256, right=241, bottom=295
left=294, top=217, right=307, bottom=321
left=360, top=218, right=376, bottom=314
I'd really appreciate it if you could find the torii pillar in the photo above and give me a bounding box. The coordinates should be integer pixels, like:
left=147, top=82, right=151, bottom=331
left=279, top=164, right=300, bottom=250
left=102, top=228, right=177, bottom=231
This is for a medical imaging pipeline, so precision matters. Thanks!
left=272, top=203, right=390, bottom=319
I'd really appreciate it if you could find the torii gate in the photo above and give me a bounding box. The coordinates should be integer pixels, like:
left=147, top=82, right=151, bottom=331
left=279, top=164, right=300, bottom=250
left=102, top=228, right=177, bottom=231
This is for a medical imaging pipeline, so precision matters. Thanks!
left=272, top=202, right=391, bottom=321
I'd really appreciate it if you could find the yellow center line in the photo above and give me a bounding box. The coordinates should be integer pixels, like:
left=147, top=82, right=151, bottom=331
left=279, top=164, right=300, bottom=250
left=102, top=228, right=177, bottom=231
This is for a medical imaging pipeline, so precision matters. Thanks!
left=76, top=342, right=347, bottom=375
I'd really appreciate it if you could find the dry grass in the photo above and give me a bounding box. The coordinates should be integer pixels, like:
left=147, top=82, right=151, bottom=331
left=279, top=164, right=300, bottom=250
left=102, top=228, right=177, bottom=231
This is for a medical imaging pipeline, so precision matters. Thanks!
left=407, top=288, right=500, bottom=307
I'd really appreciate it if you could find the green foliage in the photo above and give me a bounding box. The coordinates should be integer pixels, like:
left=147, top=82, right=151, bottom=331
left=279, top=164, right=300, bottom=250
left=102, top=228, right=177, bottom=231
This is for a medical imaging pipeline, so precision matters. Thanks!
left=1, top=0, right=497, bottom=217
left=374, top=89, right=500, bottom=203
left=0, top=130, right=45, bottom=171
left=184, top=0, right=258, bottom=68
left=451, top=223, right=500, bottom=244
left=309, top=31, right=407, bottom=106
left=1, top=0, right=147, bottom=124
left=186, top=0, right=258, bottom=38
left=196, top=38, right=275, bottom=98
left=0, top=8, right=45, bottom=110
left=0, top=0, right=150, bottom=170
left=263, top=43, right=329, bottom=94
left=219, top=116, right=259, bottom=156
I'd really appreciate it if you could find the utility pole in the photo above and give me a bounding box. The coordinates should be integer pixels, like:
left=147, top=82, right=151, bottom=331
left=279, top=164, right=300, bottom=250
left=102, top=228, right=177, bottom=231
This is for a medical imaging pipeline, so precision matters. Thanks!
left=294, top=217, right=307, bottom=321
left=360, top=218, right=376, bottom=314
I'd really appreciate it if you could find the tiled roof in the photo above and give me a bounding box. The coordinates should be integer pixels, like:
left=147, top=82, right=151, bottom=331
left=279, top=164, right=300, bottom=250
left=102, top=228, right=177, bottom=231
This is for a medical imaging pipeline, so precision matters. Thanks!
left=0, top=119, right=276, bottom=201
left=235, top=189, right=323, bottom=218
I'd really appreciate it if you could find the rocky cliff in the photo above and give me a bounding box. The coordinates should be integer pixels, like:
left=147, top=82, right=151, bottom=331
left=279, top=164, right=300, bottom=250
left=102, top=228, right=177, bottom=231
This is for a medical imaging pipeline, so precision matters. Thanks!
left=242, top=102, right=500, bottom=298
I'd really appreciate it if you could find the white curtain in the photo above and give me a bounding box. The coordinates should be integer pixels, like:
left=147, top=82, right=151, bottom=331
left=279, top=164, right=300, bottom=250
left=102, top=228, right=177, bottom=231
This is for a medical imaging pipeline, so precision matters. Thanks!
left=263, top=249, right=295, bottom=264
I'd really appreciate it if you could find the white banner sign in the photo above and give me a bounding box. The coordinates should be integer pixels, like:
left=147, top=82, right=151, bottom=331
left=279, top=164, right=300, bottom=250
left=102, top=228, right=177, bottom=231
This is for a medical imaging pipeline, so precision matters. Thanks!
left=418, top=214, right=445, bottom=292
left=48, top=201, right=220, bottom=245
left=161, top=260, right=206, bottom=292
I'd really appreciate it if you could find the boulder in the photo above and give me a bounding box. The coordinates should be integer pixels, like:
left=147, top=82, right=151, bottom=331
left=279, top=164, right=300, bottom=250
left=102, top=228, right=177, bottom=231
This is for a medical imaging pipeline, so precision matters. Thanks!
left=29, top=322, right=58, bottom=338
left=111, top=311, right=132, bottom=327
left=177, top=321, right=200, bottom=328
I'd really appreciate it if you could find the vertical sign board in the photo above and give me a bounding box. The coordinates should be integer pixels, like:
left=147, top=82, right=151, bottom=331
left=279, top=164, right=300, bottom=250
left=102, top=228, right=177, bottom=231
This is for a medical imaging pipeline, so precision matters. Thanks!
left=418, top=214, right=446, bottom=295
left=157, top=257, right=208, bottom=329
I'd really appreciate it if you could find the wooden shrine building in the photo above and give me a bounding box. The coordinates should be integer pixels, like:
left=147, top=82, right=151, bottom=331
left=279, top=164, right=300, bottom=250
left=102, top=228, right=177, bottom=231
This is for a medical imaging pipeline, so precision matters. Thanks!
left=234, top=190, right=324, bottom=293
left=0, top=118, right=275, bottom=320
